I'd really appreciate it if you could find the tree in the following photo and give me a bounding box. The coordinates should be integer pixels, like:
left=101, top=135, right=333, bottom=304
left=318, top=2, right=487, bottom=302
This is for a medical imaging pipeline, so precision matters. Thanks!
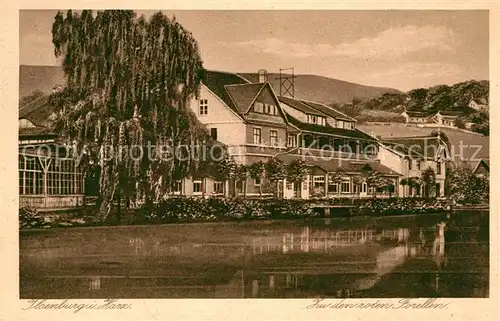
left=366, top=171, right=391, bottom=198
left=234, top=164, right=248, bottom=197
left=50, top=10, right=207, bottom=221
left=286, top=160, right=309, bottom=198
left=407, top=177, right=422, bottom=197
left=400, top=178, right=408, bottom=197
left=446, top=167, right=489, bottom=204
left=454, top=118, right=466, bottom=129
left=213, top=153, right=237, bottom=195
left=248, top=162, right=265, bottom=196
left=421, top=167, right=436, bottom=197
left=265, top=158, right=287, bottom=198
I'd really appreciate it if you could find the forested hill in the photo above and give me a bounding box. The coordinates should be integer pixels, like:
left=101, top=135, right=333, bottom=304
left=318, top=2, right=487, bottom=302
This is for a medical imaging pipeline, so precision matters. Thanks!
left=331, top=80, right=489, bottom=135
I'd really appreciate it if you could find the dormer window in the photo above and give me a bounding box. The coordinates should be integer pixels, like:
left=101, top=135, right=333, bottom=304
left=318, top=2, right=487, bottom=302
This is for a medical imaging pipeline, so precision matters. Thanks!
left=254, top=102, right=278, bottom=115
left=307, top=114, right=326, bottom=126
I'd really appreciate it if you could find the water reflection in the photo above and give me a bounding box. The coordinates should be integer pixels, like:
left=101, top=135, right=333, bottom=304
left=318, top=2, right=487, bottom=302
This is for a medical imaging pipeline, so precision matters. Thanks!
left=19, top=211, right=489, bottom=298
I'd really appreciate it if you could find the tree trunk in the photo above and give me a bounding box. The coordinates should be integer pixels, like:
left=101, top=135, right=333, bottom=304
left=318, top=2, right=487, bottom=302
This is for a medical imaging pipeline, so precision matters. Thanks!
left=116, top=191, right=121, bottom=224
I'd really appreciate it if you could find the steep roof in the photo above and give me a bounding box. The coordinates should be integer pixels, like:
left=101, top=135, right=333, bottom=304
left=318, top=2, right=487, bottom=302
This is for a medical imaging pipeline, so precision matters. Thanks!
left=278, top=96, right=329, bottom=116
left=19, top=95, right=52, bottom=127
left=225, top=83, right=266, bottom=114
left=299, top=99, right=356, bottom=122
left=201, top=70, right=251, bottom=115
left=285, top=114, right=377, bottom=141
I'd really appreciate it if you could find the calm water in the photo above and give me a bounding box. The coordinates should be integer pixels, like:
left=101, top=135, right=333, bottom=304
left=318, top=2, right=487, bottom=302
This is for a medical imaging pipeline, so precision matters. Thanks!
left=20, top=211, right=489, bottom=298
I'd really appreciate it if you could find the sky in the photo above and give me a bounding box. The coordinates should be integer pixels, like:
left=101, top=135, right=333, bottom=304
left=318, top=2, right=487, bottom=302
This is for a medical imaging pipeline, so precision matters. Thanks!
left=19, top=10, right=489, bottom=91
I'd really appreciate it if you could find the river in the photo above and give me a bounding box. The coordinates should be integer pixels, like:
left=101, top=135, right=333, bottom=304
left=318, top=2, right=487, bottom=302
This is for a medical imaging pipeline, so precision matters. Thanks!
left=19, top=210, right=489, bottom=298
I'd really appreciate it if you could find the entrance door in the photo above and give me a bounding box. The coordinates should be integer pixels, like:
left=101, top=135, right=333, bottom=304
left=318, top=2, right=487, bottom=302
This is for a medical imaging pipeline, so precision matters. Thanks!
left=360, top=182, right=368, bottom=197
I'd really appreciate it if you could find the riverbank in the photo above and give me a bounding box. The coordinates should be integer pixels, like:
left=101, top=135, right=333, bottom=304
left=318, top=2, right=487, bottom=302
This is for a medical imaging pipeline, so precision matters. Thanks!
left=19, top=197, right=487, bottom=230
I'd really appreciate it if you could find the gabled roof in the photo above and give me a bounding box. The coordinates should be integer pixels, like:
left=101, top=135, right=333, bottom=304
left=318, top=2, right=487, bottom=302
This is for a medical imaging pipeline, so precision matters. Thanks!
left=201, top=70, right=251, bottom=115
left=437, top=110, right=463, bottom=117
left=19, top=95, right=52, bottom=127
left=470, top=98, right=488, bottom=105
left=403, top=110, right=432, bottom=117
left=285, top=113, right=377, bottom=141
left=278, top=96, right=329, bottom=117
left=225, top=83, right=266, bottom=114
left=299, top=99, right=356, bottom=122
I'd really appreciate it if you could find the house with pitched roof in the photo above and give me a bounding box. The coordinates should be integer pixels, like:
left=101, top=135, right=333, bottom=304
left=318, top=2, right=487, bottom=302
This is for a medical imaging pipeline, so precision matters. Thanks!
left=401, top=111, right=432, bottom=124
left=188, top=69, right=403, bottom=199
left=468, top=97, right=488, bottom=113
left=380, top=136, right=448, bottom=197
left=432, top=110, right=463, bottom=127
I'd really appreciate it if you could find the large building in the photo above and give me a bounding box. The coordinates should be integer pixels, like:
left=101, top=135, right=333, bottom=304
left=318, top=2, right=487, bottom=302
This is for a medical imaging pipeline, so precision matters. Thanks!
left=22, top=66, right=475, bottom=210
left=187, top=70, right=402, bottom=199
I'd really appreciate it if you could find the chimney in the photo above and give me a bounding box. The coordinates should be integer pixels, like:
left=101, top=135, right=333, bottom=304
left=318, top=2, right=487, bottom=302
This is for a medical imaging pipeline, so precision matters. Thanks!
left=258, top=69, right=268, bottom=83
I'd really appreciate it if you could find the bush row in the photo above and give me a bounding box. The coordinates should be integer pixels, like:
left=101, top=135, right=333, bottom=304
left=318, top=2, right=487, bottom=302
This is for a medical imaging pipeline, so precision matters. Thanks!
left=19, top=197, right=453, bottom=229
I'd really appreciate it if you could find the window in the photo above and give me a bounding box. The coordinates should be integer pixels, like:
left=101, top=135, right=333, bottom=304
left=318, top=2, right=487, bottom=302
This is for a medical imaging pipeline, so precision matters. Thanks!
left=213, top=181, right=224, bottom=194
left=253, top=128, right=262, bottom=144
left=337, top=120, right=344, bottom=129
left=270, top=130, right=278, bottom=146
left=193, top=180, right=203, bottom=193
left=408, top=160, right=413, bottom=170
left=329, top=183, right=339, bottom=193
left=254, top=178, right=261, bottom=186
left=416, top=160, right=421, bottom=170
left=313, top=176, right=325, bottom=188
left=287, top=134, right=297, bottom=147
left=172, top=180, right=182, bottom=193
left=254, top=102, right=264, bottom=113
left=341, top=181, right=350, bottom=193
left=362, top=182, right=367, bottom=193
left=210, top=128, right=218, bottom=141
left=307, top=114, right=318, bottom=124
left=436, top=162, right=441, bottom=175
left=199, top=99, right=208, bottom=115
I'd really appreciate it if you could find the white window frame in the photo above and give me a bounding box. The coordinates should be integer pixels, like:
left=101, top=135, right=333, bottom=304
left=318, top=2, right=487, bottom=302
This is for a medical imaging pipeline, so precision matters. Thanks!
left=313, top=175, right=325, bottom=188
left=199, top=99, right=208, bottom=116
left=254, top=102, right=264, bottom=113
left=193, top=180, right=203, bottom=194
left=270, top=130, right=278, bottom=146
left=213, top=181, right=224, bottom=194
left=287, top=134, right=297, bottom=147
left=340, top=180, right=351, bottom=194
left=253, top=127, right=262, bottom=145
left=254, top=178, right=261, bottom=186
left=172, top=180, right=182, bottom=194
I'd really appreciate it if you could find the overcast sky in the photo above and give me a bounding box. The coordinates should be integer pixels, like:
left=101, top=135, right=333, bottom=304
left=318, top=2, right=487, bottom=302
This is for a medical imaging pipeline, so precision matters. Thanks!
left=20, top=10, right=489, bottom=91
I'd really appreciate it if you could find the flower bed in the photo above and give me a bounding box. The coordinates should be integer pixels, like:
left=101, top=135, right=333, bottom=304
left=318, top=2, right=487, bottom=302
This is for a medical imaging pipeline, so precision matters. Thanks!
left=19, top=197, right=453, bottom=229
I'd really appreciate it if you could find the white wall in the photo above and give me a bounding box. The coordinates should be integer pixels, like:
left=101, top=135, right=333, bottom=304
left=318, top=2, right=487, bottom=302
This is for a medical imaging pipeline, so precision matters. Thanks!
left=188, top=84, right=247, bottom=146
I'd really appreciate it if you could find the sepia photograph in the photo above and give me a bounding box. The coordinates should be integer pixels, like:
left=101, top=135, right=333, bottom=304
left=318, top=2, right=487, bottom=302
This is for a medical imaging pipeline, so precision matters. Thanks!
left=16, top=9, right=491, bottom=302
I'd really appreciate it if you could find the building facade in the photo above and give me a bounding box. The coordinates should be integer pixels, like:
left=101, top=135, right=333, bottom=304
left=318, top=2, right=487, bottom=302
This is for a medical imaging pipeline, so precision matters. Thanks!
left=19, top=96, right=85, bottom=211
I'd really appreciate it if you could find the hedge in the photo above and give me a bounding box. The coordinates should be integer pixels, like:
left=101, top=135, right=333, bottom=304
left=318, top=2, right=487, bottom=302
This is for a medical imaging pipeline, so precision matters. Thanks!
left=19, top=197, right=453, bottom=229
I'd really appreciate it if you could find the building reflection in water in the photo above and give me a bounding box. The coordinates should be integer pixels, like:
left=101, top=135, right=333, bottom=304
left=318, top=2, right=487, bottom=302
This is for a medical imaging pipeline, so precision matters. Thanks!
left=20, top=216, right=489, bottom=299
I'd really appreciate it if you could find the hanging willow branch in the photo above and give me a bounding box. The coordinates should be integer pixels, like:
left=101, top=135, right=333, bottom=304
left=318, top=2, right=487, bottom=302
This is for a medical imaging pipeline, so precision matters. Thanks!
left=49, top=10, right=209, bottom=221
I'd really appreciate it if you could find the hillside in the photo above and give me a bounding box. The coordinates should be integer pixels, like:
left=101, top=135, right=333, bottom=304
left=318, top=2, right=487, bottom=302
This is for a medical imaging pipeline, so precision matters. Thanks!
left=19, top=65, right=66, bottom=98
left=20, top=66, right=401, bottom=104
left=238, top=73, right=401, bottom=104
left=333, top=80, right=490, bottom=135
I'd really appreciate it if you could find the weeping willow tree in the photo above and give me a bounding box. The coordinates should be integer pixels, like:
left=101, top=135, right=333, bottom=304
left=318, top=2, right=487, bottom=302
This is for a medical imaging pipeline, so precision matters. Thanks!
left=49, top=10, right=212, bottom=221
